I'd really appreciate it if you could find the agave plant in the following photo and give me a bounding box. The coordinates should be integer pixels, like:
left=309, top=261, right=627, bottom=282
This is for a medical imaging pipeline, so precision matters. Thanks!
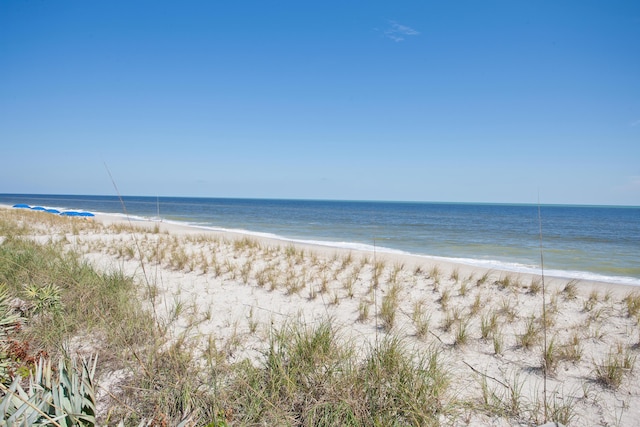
left=0, top=355, right=97, bottom=426
left=23, top=283, right=62, bottom=315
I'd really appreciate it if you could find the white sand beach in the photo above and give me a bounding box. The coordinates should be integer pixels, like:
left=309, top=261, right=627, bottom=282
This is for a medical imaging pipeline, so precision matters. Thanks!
left=2, top=205, right=639, bottom=425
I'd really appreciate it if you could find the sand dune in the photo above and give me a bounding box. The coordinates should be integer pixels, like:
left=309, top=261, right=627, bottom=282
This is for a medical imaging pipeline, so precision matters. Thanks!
left=3, top=206, right=639, bottom=425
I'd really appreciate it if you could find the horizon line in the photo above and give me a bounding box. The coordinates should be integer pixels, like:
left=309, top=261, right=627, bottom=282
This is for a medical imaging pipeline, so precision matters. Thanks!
left=1, top=192, right=638, bottom=209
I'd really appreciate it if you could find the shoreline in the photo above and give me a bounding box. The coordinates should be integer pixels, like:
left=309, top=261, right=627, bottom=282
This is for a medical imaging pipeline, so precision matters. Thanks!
left=94, top=209, right=640, bottom=296
left=3, top=202, right=639, bottom=288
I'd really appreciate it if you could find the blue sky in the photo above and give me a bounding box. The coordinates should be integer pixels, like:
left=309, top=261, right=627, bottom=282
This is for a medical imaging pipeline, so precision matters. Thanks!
left=1, top=1, right=639, bottom=205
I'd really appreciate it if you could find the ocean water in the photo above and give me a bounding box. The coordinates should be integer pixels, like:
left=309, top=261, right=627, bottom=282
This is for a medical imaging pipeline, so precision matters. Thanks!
left=1, top=194, right=638, bottom=286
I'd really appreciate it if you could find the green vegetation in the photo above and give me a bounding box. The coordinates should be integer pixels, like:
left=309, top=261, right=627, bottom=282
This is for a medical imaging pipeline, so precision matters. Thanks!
left=0, top=208, right=637, bottom=426
left=0, top=211, right=453, bottom=425
left=379, top=283, right=401, bottom=331
left=0, top=356, right=98, bottom=426
left=594, top=344, right=637, bottom=389
left=229, top=325, right=449, bottom=426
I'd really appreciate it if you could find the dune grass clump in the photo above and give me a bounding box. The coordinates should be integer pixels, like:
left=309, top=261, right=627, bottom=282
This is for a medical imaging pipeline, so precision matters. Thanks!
left=593, top=346, right=636, bottom=389
left=429, top=265, right=441, bottom=286
left=559, top=331, right=583, bottom=363
left=441, top=308, right=457, bottom=333
left=357, top=299, right=370, bottom=322
left=562, top=279, right=579, bottom=300
left=476, top=271, right=490, bottom=286
left=358, top=337, right=449, bottom=426
left=232, top=322, right=349, bottom=424
left=450, top=268, right=460, bottom=283
left=517, top=315, right=539, bottom=350
left=388, top=262, right=404, bottom=286
left=583, top=290, right=600, bottom=312
left=528, top=277, right=542, bottom=295
left=542, top=337, right=558, bottom=375
left=495, top=274, right=514, bottom=290
left=478, top=371, right=525, bottom=419
left=478, top=371, right=576, bottom=425
left=624, top=292, right=640, bottom=320
left=438, top=288, right=451, bottom=310
left=342, top=271, right=357, bottom=298
left=412, top=300, right=430, bottom=339
left=458, top=280, right=468, bottom=297
left=480, top=312, right=498, bottom=340
left=379, top=283, right=401, bottom=331
left=498, top=297, right=517, bottom=322
left=470, top=293, right=482, bottom=316
left=454, top=320, right=470, bottom=346
left=372, top=260, right=385, bottom=289
left=0, top=236, right=153, bottom=353
left=229, top=323, right=449, bottom=426
left=493, top=328, right=504, bottom=355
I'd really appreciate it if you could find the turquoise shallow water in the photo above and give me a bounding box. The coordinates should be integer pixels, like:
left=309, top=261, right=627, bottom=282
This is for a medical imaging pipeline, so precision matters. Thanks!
left=1, top=194, right=638, bottom=285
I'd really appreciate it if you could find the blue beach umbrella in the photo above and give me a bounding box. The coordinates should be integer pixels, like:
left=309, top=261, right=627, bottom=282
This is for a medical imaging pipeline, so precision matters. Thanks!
left=12, top=204, right=30, bottom=208
left=78, top=212, right=95, bottom=217
left=45, top=209, right=60, bottom=214
left=31, top=206, right=46, bottom=211
left=60, top=211, right=81, bottom=216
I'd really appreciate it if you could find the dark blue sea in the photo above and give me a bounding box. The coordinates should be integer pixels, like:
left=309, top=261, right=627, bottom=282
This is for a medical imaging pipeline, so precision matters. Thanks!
left=1, top=194, right=638, bottom=286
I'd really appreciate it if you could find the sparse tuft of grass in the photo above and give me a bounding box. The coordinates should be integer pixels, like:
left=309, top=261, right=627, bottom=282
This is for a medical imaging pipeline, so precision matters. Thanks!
left=528, top=277, right=541, bottom=295
left=604, top=289, right=613, bottom=302
left=559, top=331, right=583, bottom=363
left=454, top=320, right=469, bottom=346
left=476, top=271, right=490, bottom=286
left=498, top=297, right=516, bottom=321
left=470, top=293, right=482, bottom=316
left=583, top=290, right=600, bottom=312
left=247, top=307, right=258, bottom=334
left=459, top=280, right=468, bottom=297
left=542, top=336, right=558, bottom=375
left=450, top=268, right=460, bottom=283
left=414, top=313, right=430, bottom=340
left=624, top=292, right=640, bottom=320
left=495, top=274, right=513, bottom=290
left=372, top=260, right=385, bottom=289
left=594, top=345, right=636, bottom=389
left=442, top=309, right=456, bottom=333
left=493, top=329, right=504, bottom=355
left=429, top=265, right=441, bottom=285
left=517, top=315, right=539, bottom=350
left=562, top=279, right=578, bottom=300
left=480, top=311, right=498, bottom=340
left=379, top=283, right=401, bottom=331
left=240, top=259, right=252, bottom=284
left=357, top=299, right=370, bottom=322
left=388, top=262, right=404, bottom=285
left=439, top=288, right=451, bottom=309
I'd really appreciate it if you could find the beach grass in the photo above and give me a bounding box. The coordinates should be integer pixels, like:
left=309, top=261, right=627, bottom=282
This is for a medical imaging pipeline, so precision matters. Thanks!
left=1, top=208, right=639, bottom=425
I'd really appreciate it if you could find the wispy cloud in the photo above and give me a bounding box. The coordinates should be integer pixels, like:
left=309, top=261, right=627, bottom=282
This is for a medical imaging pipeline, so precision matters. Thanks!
left=384, top=21, right=420, bottom=42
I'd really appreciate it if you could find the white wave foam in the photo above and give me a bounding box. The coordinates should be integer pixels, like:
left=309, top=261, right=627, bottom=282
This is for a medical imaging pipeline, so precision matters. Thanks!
left=414, top=255, right=640, bottom=286
left=93, top=212, right=640, bottom=287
